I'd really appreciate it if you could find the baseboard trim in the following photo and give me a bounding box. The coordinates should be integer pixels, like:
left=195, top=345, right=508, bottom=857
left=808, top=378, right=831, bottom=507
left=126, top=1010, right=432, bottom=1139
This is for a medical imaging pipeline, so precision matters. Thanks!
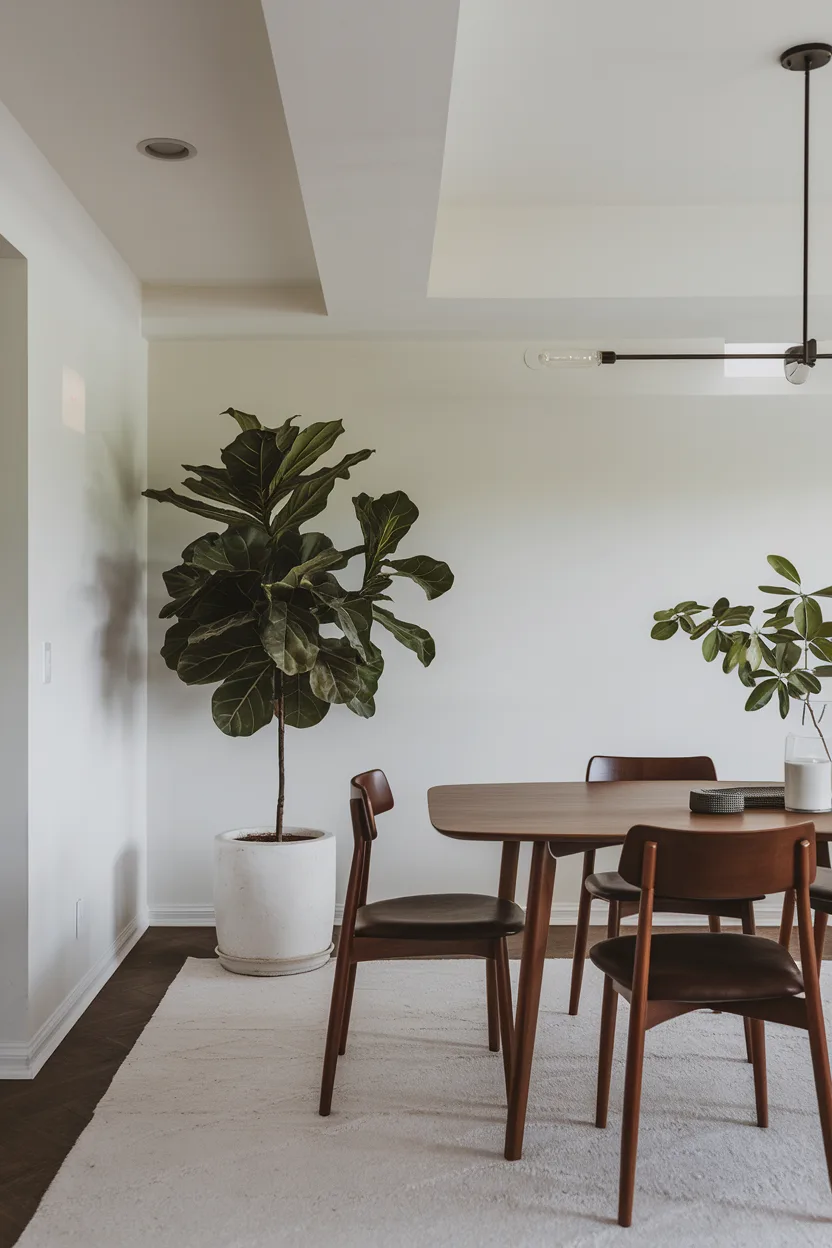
left=149, top=901, right=785, bottom=929
left=149, top=904, right=346, bottom=927
left=0, top=913, right=147, bottom=1080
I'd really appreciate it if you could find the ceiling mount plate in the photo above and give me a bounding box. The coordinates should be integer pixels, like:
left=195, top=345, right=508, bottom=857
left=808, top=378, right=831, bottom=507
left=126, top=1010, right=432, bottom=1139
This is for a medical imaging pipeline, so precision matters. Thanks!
left=780, top=43, right=832, bottom=71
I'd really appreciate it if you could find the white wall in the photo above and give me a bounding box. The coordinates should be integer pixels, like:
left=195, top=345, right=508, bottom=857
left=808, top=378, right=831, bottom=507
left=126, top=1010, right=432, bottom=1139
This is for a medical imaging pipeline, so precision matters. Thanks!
left=0, top=247, right=28, bottom=1046
left=0, top=98, right=147, bottom=1072
left=147, top=340, right=832, bottom=922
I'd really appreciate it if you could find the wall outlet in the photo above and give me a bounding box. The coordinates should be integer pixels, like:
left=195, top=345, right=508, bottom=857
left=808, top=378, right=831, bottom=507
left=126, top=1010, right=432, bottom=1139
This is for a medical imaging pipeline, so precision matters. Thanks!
left=42, top=642, right=52, bottom=684
left=75, top=898, right=84, bottom=939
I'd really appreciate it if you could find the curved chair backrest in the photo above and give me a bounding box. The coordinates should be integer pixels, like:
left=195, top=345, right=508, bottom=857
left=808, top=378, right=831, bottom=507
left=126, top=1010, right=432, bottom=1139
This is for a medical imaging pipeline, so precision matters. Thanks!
left=350, top=770, right=394, bottom=842
left=586, top=755, right=717, bottom=783
left=619, top=821, right=816, bottom=900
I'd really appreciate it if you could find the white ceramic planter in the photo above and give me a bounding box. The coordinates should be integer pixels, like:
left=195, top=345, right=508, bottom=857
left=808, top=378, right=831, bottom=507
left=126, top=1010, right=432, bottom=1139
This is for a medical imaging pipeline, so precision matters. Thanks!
left=214, top=827, right=336, bottom=976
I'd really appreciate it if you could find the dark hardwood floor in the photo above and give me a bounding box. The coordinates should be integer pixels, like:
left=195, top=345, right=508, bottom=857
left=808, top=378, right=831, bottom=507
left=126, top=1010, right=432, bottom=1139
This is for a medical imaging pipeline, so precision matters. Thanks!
left=0, top=923, right=814, bottom=1246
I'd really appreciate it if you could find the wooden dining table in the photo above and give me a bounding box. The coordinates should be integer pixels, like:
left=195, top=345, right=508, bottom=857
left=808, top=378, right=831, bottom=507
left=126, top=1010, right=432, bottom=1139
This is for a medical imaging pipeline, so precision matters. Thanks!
left=427, top=779, right=832, bottom=1160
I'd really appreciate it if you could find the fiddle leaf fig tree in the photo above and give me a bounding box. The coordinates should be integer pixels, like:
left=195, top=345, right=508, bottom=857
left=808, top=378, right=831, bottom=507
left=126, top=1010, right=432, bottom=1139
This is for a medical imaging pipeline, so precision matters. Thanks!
left=651, top=554, right=832, bottom=757
left=145, top=408, right=454, bottom=839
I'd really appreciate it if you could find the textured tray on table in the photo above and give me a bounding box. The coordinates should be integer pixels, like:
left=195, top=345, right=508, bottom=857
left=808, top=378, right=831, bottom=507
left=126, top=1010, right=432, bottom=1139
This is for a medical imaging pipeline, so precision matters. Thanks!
left=689, top=785, right=785, bottom=814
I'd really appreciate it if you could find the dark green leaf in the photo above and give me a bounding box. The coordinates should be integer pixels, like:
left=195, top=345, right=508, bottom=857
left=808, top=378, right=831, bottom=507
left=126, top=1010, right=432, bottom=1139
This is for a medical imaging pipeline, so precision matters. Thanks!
left=177, top=622, right=264, bottom=686
left=271, top=451, right=374, bottom=535
left=737, top=661, right=756, bottom=688
left=384, top=555, right=454, bottom=600
left=143, top=487, right=254, bottom=528
left=814, top=665, right=832, bottom=677
left=185, top=570, right=260, bottom=623
left=762, top=615, right=794, bottom=629
left=346, top=643, right=384, bottom=718
left=774, top=640, right=802, bottom=673
left=788, top=672, right=809, bottom=696
left=702, top=630, right=720, bottom=661
left=181, top=465, right=261, bottom=515
left=767, top=630, right=802, bottom=643
left=717, top=630, right=732, bottom=654
left=269, top=420, right=344, bottom=487
left=762, top=600, right=795, bottom=615
left=161, top=563, right=211, bottom=618
left=273, top=415, right=299, bottom=453
left=759, top=585, right=799, bottom=596
left=269, top=448, right=374, bottom=509
left=653, top=609, right=674, bottom=621
left=212, top=658, right=275, bottom=736
left=712, top=597, right=729, bottom=618
left=798, top=669, right=822, bottom=695
left=689, top=618, right=715, bottom=640
left=679, top=615, right=693, bottom=634
left=260, top=600, right=319, bottom=676
left=795, top=596, right=822, bottom=640
left=723, top=634, right=745, bottom=673
left=220, top=430, right=282, bottom=506
left=308, top=638, right=361, bottom=703
left=190, top=527, right=269, bottom=573
left=810, top=638, right=832, bottom=662
left=745, top=678, right=778, bottom=711
left=188, top=610, right=258, bottom=644
left=221, top=407, right=261, bottom=432
left=811, top=586, right=832, bottom=598
left=816, top=622, right=832, bottom=638
left=778, top=682, right=791, bottom=718
left=651, top=619, right=679, bottom=640
left=160, top=619, right=198, bottom=671
left=354, top=491, right=420, bottom=573
left=719, top=608, right=754, bottom=626
left=332, top=599, right=373, bottom=661
left=373, top=605, right=436, bottom=666
left=767, top=555, right=801, bottom=586
left=282, top=672, right=330, bottom=728
left=673, top=600, right=707, bottom=613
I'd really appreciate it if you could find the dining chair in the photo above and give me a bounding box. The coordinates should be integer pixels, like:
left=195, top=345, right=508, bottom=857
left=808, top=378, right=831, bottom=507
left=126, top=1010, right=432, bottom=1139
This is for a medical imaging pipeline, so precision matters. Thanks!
left=319, top=769, right=525, bottom=1117
left=589, top=820, right=832, bottom=1227
left=810, top=865, right=832, bottom=967
left=568, top=755, right=760, bottom=1020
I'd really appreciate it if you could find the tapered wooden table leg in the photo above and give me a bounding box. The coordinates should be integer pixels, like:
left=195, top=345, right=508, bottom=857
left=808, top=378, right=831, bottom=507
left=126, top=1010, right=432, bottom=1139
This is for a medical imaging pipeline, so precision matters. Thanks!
left=504, top=842, right=556, bottom=1160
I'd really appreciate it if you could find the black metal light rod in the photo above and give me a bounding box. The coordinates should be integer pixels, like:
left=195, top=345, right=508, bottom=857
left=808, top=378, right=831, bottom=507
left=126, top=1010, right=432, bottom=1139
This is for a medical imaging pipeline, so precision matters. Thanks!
left=598, top=43, right=831, bottom=369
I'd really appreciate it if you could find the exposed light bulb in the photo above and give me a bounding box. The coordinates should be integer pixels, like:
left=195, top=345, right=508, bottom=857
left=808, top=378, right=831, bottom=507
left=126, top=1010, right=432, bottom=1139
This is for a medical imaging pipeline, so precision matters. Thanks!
left=524, top=348, right=602, bottom=370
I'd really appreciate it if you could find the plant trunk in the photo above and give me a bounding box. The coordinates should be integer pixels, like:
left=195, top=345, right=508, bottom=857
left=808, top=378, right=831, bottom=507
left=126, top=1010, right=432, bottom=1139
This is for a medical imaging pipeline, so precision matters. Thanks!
left=805, top=697, right=832, bottom=763
left=275, top=671, right=285, bottom=842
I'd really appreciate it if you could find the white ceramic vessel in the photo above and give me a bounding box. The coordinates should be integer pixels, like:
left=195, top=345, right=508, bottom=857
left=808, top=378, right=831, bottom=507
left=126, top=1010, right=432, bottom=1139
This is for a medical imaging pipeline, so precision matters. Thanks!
left=213, top=827, right=336, bottom=975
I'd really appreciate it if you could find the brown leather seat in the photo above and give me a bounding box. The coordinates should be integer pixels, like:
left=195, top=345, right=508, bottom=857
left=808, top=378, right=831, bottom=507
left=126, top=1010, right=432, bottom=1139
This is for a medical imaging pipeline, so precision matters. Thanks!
left=585, top=870, right=641, bottom=903
left=590, top=932, right=805, bottom=1003
left=586, top=870, right=764, bottom=907
left=355, top=894, right=525, bottom=941
left=811, top=865, right=832, bottom=916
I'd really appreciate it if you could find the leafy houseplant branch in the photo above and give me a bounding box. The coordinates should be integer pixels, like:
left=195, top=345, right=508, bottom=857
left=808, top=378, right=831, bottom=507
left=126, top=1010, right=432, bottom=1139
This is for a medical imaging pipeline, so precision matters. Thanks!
left=144, top=408, right=454, bottom=843
left=651, top=554, right=832, bottom=760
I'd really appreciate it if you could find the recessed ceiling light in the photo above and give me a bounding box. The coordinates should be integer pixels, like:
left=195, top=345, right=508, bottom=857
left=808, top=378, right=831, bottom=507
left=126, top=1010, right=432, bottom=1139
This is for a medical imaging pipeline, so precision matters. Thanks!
left=137, top=137, right=197, bottom=161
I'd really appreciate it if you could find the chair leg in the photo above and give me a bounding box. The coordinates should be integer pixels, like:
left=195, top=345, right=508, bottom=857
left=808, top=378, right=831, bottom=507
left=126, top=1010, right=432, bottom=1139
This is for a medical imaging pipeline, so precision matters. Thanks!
left=486, top=960, right=500, bottom=1052
left=569, top=849, right=596, bottom=1016
left=319, top=944, right=354, bottom=1116
left=779, top=889, right=796, bottom=948
left=618, top=1003, right=648, bottom=1227
left=805, top=977, right=832, bottom=1189
left=815, top=911, right=829, bottom=974
left=707, top=915, right=721, bottom=933
left=596, top=900, right=620, bottom=1129
left=746, top=1017, right=768, bottom=1128
left=338, top=965, right=358, bottom=1056
left=741, top=903, right=756, bottom=1064
left=495, top=941, right=514, bottom=1098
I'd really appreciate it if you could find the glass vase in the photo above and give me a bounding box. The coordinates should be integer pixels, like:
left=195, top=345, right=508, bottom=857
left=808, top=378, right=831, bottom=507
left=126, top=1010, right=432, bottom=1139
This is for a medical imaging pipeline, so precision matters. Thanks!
left=785, top=701, right=832, bottom=813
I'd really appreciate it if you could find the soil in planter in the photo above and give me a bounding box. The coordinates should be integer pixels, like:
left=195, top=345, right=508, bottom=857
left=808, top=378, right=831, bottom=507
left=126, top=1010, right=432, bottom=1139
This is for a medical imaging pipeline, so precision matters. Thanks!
left=238, top=832, right=318, bottom=843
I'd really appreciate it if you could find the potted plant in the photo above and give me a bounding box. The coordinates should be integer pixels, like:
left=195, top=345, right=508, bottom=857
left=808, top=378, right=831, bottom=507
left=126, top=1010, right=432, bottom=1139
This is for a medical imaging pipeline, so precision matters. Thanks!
left=145, top=408, right=453, bottom=974
left=651, top=554, right=832, bottom=810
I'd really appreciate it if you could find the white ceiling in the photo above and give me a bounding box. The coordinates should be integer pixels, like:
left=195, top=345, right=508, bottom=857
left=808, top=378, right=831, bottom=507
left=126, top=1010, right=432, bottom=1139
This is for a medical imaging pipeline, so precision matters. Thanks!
left=441, top=0, right=832, bottom=205
left=2, top=0, right=832, bottom=341
left=0, top=0, right=317, bottom=284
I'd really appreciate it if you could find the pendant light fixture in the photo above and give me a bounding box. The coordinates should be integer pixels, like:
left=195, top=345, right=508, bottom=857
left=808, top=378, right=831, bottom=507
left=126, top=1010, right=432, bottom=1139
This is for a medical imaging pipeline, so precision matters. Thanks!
left=526, top=43, right=831, bottom=386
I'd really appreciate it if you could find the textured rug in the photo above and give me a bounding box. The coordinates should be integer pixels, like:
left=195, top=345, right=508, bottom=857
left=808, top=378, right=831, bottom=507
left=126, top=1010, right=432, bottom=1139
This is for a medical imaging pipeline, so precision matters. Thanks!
left=18, top=958, right=832, bottom=1247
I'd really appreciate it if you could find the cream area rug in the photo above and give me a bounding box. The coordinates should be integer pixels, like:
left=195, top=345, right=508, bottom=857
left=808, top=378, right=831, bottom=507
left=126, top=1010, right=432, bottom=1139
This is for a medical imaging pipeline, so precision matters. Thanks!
left=19, top=958, right=832, bottom=1248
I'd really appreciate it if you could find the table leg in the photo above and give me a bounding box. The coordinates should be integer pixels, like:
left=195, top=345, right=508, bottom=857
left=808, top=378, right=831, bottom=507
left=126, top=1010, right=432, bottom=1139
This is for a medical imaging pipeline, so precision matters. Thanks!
left=504, top=841, right=556, bottom=1160
left=819, top=840, right=831, bottom=870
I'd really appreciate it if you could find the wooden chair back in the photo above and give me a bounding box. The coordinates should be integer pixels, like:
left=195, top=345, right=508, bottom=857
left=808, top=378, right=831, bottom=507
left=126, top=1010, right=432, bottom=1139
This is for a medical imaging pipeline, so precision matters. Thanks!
left=586, top=755, right=717, bottom=783
left=342, top=770, right=395, bottom=938
left=619, top=822, right=817, bottom=901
